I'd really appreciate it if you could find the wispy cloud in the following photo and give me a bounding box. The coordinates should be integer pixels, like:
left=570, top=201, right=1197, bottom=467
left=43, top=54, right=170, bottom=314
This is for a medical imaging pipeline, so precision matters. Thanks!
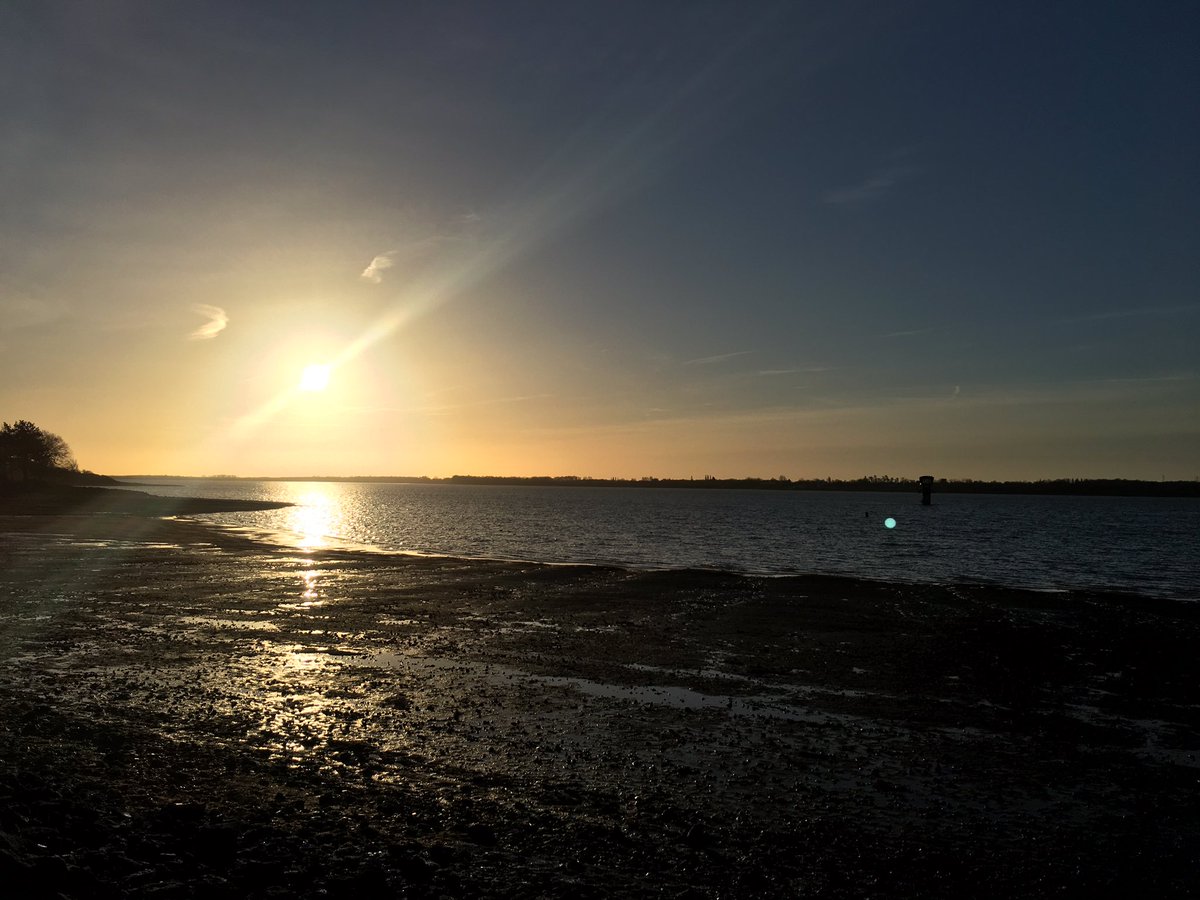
left=824, top=165, right=916, bottom=206
left=355, top=392, right=556, bottom=417
left=682, top=350, right=755, bottom=366
left=1059, top=303, right=1200, bottom=324
left=0, top=292, right=66, bottom=329
left=360, top=252, right=397, bottom=284
left=756, top=365, right=830, bottom=376
left=188, top=304, right=228, bottom=340
left=360, top=216, right=485, bottom=286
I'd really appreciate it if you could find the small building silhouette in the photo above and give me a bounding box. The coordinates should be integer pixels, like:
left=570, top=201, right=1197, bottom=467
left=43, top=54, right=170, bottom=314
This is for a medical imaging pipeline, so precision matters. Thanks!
left=919, top=475, right=934, bottom=505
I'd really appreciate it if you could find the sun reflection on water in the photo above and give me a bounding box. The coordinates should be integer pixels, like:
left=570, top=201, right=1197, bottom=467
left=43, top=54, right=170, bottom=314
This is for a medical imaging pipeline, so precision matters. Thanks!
left=286, top=485, right=346, bottom=550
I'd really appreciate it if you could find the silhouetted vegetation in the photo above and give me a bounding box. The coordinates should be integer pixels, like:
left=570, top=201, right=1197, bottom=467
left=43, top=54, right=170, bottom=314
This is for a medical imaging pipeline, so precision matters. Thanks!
left=440, top=474, right=1200, bottom=497
left=0, top=420, right=76, bottom=483
left=0, top=420, right=290, bottom=515
left=0, top=420, right=123, bottom=498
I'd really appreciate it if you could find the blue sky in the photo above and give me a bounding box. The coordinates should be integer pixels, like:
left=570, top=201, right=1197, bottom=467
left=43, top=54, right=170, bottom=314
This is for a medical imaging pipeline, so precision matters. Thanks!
left=1, top=1, right=1197, bottom=478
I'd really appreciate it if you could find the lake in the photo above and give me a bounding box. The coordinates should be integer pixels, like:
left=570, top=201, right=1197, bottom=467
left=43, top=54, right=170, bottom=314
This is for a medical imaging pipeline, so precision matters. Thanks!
left=127, top=480, right=1198, bottom=599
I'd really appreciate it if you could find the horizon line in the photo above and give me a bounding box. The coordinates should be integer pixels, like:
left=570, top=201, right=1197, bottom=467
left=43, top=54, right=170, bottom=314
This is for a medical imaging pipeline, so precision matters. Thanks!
left=111, top=473, right=1199, bottom=485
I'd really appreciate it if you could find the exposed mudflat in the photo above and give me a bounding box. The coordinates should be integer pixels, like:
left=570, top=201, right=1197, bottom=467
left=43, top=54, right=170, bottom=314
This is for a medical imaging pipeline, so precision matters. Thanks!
left=0, top=485, right=290, bottom=517
left=1, top=515, right=1198, bottom=897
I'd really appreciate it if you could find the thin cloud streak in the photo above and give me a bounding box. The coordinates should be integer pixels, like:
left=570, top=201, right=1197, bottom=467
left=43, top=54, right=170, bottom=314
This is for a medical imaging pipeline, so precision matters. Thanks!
left=188, top=304, right=228, bottom=340
left=682, top=350, right=755, bottom=366
left=536, top=372, right=1200, bottom=438
left=1060, top=303, right=1200, bottom=324
left=0, top=292, right=66, bottom=329
left=348, top=393, right=555, bottom=417
left=756, top=366, right=830, bottom=376
left=823, top=165, right=916, bottom=206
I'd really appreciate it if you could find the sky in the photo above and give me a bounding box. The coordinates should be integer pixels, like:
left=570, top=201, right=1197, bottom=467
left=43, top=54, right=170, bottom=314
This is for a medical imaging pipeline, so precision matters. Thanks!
left=2, top=1, right=1197, bottom=480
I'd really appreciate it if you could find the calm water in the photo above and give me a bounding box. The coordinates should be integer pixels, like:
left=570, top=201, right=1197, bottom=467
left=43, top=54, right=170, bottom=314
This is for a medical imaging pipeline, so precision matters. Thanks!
left=129, top=480, right=1199, bottom=599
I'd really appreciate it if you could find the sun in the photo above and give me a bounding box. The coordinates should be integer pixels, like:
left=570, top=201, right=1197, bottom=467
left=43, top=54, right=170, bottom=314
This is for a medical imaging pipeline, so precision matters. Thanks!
left=298, top=363, right=332, bottom=392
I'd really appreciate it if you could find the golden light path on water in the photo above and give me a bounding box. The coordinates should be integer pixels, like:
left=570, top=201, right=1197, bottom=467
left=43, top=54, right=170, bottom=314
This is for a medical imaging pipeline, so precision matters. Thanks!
left=210, top=482, right=345, bottom=756
left=285, top=484, right=346, bottom=551
left=273, top=485, right=351, bottom=757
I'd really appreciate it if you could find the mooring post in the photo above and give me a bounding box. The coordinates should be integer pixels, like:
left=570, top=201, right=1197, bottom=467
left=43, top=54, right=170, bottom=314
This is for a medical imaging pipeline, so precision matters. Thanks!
left=919, top=474, right=934, bottom=506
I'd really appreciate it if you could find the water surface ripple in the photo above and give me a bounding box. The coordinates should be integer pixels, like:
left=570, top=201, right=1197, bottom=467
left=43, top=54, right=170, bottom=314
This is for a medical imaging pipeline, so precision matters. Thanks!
left=133, top=481, right=1199, bottom=599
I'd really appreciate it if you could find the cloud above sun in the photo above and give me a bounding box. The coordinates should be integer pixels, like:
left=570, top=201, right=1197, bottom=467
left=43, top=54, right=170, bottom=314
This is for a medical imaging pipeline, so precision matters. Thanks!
left=823, top=164, right=917, bottom=206
left=188, top=304, right=228, bottom=340
left=361, top=252, right=397, bottom=284
left=360, top=218, right=484, bottom=285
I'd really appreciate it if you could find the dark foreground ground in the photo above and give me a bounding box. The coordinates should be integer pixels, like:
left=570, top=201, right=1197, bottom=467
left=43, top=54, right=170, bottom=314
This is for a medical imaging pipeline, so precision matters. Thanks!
left=0, top=514, right=1198, bottom=898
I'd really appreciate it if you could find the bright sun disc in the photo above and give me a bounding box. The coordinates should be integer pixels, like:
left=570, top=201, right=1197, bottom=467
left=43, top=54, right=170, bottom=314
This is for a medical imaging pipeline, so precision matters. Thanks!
left=298, top=363, right=331, bottom=392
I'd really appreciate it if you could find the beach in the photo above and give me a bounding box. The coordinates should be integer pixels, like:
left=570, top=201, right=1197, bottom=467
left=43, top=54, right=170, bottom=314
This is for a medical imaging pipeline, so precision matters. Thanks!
left=1, top=513, right=1198, bottom=897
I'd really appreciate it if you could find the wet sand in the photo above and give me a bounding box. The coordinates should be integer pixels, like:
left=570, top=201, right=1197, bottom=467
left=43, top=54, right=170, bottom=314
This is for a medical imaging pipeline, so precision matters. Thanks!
left=1, top=514, right=1198, bottom=897
left=0, top=485, right=290, bottom=518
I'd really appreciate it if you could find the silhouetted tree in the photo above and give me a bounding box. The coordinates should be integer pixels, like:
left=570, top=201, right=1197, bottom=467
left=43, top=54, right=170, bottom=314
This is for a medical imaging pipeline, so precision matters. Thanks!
left=0, top=420, right=77, bottom=482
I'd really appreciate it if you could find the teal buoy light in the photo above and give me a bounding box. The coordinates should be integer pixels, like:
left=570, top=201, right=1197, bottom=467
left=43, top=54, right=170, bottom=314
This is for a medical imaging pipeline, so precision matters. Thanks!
left=884, top=517, right=897, bottom=529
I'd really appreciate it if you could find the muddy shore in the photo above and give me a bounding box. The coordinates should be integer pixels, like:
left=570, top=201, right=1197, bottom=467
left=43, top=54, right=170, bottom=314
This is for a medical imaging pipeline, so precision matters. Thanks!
left=0, top=485, right=290, bottom=517
left=1, top=514, right=1198, bottom=897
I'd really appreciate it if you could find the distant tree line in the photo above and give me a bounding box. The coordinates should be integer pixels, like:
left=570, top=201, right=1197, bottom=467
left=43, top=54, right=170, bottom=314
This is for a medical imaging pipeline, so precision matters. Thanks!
left=0, top=420, right=77, bottom=483
left=440, top=474, right=1199, bottom=498
left=202, top=472, right=1200, bottom=497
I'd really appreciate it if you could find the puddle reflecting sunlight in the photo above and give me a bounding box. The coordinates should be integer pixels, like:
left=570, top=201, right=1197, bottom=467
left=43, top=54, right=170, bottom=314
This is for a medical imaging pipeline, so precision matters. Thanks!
left=298, top=569, right=324, bottom=606
left=242, top=641, right=353, bottom=768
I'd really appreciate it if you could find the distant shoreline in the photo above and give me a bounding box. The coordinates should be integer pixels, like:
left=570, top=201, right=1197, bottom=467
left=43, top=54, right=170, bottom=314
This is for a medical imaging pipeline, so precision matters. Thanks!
left=114, top=473, right=1200, bottom=499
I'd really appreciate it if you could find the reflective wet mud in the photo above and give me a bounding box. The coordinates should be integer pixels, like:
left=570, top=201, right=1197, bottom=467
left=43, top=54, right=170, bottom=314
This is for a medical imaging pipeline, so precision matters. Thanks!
left=2, top=523, right=1198, bottom=897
